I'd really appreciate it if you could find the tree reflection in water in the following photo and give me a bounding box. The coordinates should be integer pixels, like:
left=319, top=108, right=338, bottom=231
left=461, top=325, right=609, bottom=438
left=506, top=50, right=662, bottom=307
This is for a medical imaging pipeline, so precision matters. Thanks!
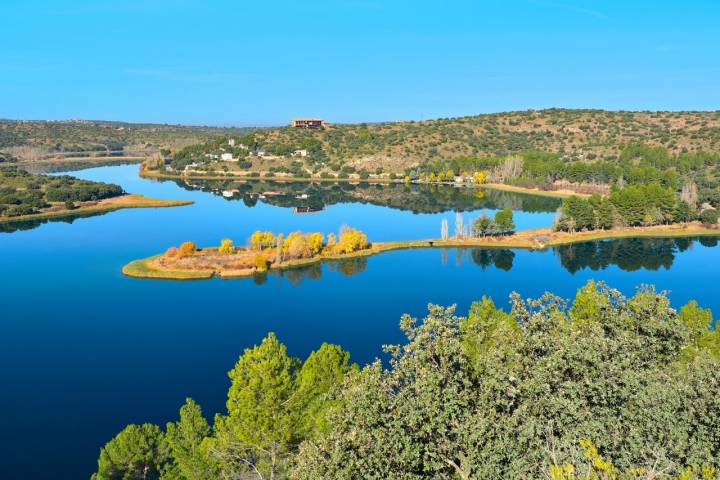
left=553, top=237, right=718, bottom=273
left=267, top=256, right=369, bottom=286
left=470, top=248, right=516, bottom=271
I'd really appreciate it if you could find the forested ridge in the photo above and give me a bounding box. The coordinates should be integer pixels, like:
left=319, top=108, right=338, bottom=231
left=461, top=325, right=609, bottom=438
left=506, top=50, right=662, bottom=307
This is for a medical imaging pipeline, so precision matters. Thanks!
left=93, top=281, right=720, bottom=480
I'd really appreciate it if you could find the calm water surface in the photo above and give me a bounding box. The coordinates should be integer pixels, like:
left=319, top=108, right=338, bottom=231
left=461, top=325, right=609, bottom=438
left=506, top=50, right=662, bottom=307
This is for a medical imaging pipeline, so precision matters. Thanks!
left=2, top=165, right=719, bottom=479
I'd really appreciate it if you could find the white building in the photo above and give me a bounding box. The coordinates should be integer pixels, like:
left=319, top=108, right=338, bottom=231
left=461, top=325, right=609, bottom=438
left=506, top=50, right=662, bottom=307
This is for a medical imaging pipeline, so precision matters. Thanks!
left=292, top=149, right=308, bottom=157
left=257, top=150, right=266, bottom=157
left=228, top=139, right=236, bottom=147
left=221, top=153, right=234, bottom=161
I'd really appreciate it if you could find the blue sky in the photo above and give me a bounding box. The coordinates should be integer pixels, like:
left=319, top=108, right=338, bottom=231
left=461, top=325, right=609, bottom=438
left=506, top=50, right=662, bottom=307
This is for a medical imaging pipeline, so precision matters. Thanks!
left=2, top=0, right=719, bottom=125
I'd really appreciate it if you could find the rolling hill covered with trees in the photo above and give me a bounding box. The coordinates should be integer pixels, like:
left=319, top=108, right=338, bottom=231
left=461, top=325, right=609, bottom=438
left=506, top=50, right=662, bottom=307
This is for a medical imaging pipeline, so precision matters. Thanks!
left=135, top=110, right=720, bottom=209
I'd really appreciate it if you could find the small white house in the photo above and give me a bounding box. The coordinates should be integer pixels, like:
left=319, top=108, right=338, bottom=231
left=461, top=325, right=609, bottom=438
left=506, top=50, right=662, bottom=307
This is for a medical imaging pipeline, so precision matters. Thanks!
left=292, top=149, right=308, bottom=157
left=257, top=150, right=266, bottom=157
left=228, top=139, right=236, bottom=147
left=221, top=153, right=234, bottom=161
left=238, top=144, right=249, bottom=150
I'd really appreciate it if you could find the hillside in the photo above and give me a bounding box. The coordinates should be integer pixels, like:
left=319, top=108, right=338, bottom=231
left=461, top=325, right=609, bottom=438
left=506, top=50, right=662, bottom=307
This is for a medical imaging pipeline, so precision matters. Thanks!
left=152, top=109, right=720, bottom=179
left=260, top=109, right=720, bottom=171
left=0, top=119, right=253, bottom=163
left=5, top=110, right=720, bottom=167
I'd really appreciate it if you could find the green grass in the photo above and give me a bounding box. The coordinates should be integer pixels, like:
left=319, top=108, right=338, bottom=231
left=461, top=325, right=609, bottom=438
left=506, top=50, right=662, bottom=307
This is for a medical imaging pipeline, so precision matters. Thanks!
left=122, top=257, right=214, bottom=280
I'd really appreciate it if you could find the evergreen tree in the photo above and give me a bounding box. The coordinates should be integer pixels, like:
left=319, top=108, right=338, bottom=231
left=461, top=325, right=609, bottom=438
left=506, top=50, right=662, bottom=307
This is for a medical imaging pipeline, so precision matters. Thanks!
left=211, top=333, right=297, bottom=479
left=165, top=399, right=216, bottom=480
left=494, top=208, right=515, bottom=234
left=92, top=424, right=169, bottom=480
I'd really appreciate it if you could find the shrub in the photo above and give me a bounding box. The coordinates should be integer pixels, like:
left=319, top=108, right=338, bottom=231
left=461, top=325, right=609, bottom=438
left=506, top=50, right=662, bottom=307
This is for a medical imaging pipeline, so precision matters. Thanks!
left=178, top=241, right=197, bottom=257
left=699, top=208, right=719, bottom=226
left=253, top=254, right=268, bottom=271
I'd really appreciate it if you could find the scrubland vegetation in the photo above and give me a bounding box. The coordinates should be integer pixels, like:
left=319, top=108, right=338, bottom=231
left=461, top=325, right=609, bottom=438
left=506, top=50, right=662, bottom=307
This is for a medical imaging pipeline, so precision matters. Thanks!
left=93, top=281, right=720, bottom=480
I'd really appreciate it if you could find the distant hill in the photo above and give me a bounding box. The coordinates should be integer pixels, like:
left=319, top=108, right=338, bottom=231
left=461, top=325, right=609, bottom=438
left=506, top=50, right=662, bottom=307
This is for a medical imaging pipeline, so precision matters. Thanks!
left=4, top=110, right=720, bottom=167
left=257, top=109, right=720, bottom=171
left=0, top=119, right=254, bottom=163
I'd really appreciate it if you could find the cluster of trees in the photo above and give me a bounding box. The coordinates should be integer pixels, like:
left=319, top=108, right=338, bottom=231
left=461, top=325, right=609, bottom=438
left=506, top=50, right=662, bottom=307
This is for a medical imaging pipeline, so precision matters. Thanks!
left=0, top=167, right=123, bottom=217
left=94, top=281, right=720, bottom=479
left=556, top=184, right=719, bottom=232
left=470, top=208, right=516, bottom=237
left=249, top=226, right=370, bottom=263
left=93, top=336, right=355, bottom=480
left=416, top=146, right=720, bottom=211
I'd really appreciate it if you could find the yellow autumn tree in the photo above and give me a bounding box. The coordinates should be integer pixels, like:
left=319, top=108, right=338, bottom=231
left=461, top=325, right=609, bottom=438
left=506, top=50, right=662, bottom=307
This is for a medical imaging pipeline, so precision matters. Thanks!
left=473, top=171, right=489, bottom=184
left=250, top=231, right=275, bottom=250
left=253, top=253, right=268, bottom=271
left=250, top=230, right=265, bottom=250
left=334, top=228, right=369, bottom=254
left=262, top=231, right=276, bottom=249
left=307, top=232, right=324, bottom=255
left=218, top=238, right=234, bottom=254
left=177, top=241, right=197, bottom=258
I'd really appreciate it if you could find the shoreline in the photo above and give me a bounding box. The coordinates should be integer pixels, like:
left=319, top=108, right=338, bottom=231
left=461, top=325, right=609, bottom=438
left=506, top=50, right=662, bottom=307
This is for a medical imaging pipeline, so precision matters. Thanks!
left=0, top=194, right=192, bottom=224
left=16, top=157, right=145, bottom=166
left=140, top=169, right=584, bottom=198
left=122, top=223, right=719, bottom=281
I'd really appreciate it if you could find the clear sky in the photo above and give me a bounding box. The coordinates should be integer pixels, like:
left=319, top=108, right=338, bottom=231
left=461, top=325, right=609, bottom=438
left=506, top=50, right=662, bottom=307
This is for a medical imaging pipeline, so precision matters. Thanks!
left=2, top=0, right=719, bottom=126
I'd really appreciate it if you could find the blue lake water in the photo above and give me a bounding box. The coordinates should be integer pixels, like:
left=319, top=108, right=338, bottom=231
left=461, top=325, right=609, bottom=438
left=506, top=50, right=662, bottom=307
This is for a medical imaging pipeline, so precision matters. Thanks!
left=1, top=164, right=719, bottom=479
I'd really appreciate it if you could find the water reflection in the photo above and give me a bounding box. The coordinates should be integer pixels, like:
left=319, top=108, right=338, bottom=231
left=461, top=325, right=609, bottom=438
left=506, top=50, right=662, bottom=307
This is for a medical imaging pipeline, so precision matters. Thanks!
left=553, top=237, right=718, bottom=273
left=164, top=177, right=561, bottom=214
left=253, top=257, right=370, bottom=285
left=0, top=211, right=114, bottom=234
left=242, top=237, right=720, bottom=284
left=22, top=160, right=142, bottom=175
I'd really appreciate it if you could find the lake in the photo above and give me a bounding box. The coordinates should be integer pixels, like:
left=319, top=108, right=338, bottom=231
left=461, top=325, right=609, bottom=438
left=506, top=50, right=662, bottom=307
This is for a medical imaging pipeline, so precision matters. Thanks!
left=1, top=164, right=719, bottom=479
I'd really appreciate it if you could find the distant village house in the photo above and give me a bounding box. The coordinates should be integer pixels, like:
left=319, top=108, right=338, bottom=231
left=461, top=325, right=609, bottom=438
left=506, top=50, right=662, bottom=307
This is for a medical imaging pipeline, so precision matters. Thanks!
left=292, top=149, right=308, bottom=157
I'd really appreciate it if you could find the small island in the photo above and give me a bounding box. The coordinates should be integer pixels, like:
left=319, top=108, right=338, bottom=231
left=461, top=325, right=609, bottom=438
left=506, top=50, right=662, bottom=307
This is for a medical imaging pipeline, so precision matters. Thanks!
left=123, top=222, right=720, bottom=281
left=0, top=166, right=192, bottom=224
